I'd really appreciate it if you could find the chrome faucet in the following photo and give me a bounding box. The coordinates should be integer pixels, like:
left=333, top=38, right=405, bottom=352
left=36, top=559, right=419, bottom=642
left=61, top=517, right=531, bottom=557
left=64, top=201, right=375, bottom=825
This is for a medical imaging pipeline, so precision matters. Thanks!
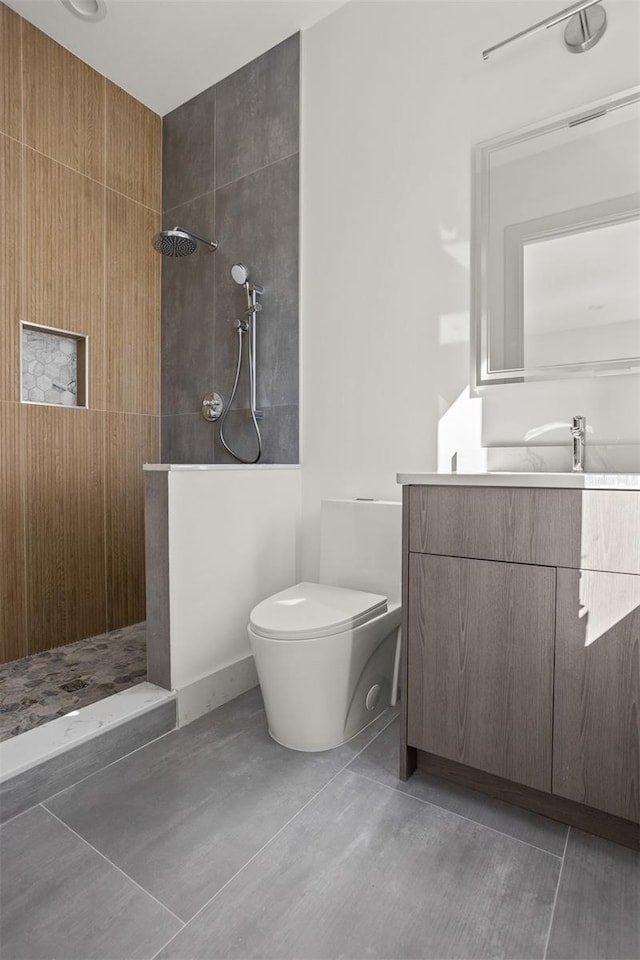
left=571, top=415, right=586, bottom=472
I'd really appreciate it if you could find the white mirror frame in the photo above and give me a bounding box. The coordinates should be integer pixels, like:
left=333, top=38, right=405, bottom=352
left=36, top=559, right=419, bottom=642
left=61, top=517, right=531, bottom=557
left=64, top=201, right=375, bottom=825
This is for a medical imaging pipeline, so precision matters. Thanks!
left=471, top=86, right=640, bottom=389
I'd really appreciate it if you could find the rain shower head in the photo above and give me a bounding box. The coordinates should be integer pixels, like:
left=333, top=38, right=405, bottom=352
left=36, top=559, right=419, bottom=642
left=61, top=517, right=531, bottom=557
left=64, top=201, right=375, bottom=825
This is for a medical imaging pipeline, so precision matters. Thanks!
left=231, top=263, right=250, bottom=285
left=153, top=227, right=217, bottom=258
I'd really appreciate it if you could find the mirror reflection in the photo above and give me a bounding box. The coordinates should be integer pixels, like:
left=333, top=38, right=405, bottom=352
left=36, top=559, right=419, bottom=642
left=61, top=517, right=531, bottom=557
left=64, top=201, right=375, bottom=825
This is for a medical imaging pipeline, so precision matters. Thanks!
left=474, top=89, right=640, bottom=385
left=522, top=217, right=640, bottom=368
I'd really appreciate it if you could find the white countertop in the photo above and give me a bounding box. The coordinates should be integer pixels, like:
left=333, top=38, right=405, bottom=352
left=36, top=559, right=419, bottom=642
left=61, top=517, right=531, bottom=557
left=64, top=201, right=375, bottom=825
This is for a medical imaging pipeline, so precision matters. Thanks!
left=396, top=472, right=640, bottom=490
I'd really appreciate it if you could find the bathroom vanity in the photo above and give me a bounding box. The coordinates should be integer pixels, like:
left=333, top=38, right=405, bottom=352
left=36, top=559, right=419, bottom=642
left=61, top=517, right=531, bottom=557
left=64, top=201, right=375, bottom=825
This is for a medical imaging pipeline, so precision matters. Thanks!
left=397, top=473, right=640, bottom=849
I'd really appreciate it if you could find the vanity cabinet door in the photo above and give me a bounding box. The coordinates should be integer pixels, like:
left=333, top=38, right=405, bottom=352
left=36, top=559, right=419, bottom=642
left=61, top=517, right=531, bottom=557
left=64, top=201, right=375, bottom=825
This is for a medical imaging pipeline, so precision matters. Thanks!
left=554, top=568, right=640, bottom=823
left=407, top=553, right=555, bottom=791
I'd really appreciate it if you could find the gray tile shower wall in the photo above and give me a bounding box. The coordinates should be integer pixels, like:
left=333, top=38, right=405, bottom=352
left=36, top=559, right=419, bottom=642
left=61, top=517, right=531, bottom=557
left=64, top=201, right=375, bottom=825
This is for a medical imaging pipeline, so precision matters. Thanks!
left=162, top=85, right=216, bottom=211
left=161, top=192, right=216, bottom=417
left=160, top=33, right=299, bottom=465
left=161, top=413, right=215, bottom=465
left=214, top=156, right=299, bottom=410
left=213, top=404, right=299, bottom=466
left=215, top=35, right=300, bottom=188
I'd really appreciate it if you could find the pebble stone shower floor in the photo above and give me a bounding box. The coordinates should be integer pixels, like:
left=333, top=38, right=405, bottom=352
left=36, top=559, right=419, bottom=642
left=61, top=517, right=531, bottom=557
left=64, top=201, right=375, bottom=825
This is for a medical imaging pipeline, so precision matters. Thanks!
left=0, top=622, right=146, bottom=741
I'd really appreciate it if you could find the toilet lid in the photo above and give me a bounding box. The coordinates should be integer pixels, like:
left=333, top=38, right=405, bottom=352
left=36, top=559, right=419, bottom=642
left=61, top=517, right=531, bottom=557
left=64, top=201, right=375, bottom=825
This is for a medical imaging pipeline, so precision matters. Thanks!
left=249, top=582, right=388, bottom=641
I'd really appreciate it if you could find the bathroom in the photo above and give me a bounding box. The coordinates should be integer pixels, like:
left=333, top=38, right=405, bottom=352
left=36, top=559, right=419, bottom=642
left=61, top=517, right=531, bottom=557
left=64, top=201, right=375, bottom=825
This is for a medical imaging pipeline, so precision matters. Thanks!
left=1, top=0, right=639, bottom=957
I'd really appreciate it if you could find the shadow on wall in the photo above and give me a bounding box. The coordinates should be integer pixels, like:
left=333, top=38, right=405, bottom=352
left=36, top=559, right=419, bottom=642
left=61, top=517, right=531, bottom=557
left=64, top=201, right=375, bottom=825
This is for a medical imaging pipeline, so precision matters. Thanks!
left=437, top=386, right=483, bottom=472
left=434, top=222, right=484, bottom=471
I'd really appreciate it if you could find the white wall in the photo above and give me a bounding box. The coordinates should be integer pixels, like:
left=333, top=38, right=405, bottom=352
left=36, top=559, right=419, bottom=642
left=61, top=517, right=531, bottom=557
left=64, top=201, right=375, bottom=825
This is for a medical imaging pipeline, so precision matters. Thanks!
left=300, top=0, right=640, bottom=579
left=167, top=468, right=301, bottom=723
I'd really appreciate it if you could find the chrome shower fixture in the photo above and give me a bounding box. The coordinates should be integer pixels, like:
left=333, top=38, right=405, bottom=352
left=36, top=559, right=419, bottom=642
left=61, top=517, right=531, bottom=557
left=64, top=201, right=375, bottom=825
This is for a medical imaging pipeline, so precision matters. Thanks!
left=217, top=263, right=265, bottom=463
left=231, top=263, right=264, bottom=295
left=231, top=263, right=250, bottom=285
left=152, top=227, right=217, bottom=258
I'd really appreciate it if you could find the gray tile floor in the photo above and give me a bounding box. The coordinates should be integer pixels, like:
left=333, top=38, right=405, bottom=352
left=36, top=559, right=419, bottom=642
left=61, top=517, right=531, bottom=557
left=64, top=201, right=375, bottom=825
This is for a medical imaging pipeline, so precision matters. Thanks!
left=1, top=688, right=638, bottom=960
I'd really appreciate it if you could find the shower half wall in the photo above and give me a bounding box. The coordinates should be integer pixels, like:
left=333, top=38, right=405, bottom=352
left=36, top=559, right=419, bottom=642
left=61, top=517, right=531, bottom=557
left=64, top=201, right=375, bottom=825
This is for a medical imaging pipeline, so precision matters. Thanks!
left=161, top=34, right=299, bottom=464
left=145, top=465, right=300, bottom=725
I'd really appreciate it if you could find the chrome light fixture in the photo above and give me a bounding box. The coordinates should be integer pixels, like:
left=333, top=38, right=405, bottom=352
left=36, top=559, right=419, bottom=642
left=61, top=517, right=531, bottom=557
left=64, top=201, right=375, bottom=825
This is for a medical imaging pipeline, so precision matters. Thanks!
left=483, top=0, right=607, bottom=60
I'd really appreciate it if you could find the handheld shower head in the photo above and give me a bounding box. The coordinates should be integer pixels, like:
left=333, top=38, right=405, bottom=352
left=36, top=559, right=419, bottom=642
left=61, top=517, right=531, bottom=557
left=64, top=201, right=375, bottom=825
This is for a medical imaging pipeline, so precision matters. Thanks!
left=231, top=263, right=250, bottom=285
left=231, top=263, right=264, bottom=296
left=153, top=227, right=217, bottom=258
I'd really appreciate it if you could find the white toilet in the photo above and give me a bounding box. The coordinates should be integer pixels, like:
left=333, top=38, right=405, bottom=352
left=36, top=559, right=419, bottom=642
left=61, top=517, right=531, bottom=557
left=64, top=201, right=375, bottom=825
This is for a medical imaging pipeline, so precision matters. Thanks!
left=248, top=499, right=402, bottom=752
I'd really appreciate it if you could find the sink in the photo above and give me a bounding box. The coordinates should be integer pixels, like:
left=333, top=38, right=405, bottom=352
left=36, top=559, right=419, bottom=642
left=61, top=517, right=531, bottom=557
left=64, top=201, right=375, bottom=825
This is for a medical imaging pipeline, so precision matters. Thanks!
left=453, top=444, right=640, bottom=476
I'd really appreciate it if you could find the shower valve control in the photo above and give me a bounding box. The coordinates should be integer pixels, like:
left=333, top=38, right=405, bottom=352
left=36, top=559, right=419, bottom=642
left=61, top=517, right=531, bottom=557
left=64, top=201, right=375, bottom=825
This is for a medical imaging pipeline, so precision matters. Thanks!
left=202, top=391, right=224, bottom=422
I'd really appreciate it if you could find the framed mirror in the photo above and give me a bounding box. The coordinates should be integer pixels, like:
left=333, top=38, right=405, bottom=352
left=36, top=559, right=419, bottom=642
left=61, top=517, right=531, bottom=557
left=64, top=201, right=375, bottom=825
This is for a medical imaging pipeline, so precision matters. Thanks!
left=472, top=88, right=640, bottom=387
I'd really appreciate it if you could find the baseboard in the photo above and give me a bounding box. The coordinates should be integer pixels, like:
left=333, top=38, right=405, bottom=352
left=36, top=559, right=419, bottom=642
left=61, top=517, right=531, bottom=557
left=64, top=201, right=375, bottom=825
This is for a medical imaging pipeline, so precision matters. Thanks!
left=175, top=654, right=259, bottom=727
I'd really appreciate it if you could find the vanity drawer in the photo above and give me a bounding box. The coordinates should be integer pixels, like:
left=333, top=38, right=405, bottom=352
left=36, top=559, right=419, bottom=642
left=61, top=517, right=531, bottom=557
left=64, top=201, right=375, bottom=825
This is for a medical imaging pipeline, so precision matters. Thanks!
left=408, top=486, right=640, bottom=574
left=408, top=486, right=580, bottom=567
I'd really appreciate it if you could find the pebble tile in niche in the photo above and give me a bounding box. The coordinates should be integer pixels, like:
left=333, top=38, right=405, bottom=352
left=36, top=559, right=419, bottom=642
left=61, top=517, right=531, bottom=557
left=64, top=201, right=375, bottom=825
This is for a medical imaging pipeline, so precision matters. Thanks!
left=21, top=326, right=80, bottom=406
left=0, top=623, right=146, bottom=742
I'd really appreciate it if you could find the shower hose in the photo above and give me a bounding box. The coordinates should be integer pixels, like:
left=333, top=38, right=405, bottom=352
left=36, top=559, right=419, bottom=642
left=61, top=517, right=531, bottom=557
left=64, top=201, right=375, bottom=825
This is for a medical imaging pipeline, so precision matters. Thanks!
left=218, top=320, right=262, bottom=464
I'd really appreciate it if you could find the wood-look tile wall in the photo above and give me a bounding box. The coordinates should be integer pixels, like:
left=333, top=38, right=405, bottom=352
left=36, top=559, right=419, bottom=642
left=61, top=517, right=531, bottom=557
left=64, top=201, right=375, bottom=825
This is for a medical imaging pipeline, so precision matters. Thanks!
left=0, top=4, right=161, bottom=664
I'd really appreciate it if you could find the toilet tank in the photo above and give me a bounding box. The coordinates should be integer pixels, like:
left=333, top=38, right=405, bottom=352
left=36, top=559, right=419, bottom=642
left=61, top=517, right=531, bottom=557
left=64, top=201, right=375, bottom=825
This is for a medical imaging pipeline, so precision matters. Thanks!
left=318, top=499, right=402, bottom=602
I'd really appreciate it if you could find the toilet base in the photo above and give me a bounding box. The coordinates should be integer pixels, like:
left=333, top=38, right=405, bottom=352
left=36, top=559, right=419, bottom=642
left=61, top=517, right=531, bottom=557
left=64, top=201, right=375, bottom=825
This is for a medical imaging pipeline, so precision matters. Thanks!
left=266, top=702, right=393, bottom=753
left=249, top=603, right=401, bottom=752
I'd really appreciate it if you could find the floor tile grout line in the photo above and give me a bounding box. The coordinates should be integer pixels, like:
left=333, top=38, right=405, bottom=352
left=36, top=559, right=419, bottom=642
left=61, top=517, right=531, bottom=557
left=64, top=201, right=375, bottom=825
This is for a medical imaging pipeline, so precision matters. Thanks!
left=5, top=691, right=267, bottom=824
left=347, top=767, right=565, bottom=862
left=3, top=706, right=392, bottom=928
left=52, top=731, right=177, bottom=803
left=543, top=826, right=571, bottom=959
left=0, top=800, right=46, bottom=830
left=3, top=694, right=384, bottom=795
left=22, top=725, right=176, bottom=808
left=40, top=805, right=187, bottom=929
left=148, top=710, right=400, bottom=960
left=2, top=701, right=264, bottom=829
left=341, top=710, right=400, bottom=765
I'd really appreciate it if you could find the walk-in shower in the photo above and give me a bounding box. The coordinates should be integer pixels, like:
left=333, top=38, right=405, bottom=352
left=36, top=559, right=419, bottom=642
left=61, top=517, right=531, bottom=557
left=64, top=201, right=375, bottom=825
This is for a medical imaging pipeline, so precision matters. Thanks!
left=153, top=227, right=264, bottom=463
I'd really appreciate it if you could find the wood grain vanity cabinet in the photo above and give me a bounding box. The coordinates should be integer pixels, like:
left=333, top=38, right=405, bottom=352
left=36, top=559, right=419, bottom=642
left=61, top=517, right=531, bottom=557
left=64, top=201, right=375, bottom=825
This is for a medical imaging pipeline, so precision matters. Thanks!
left=554, top=568, right=640, bottom=823
left=407, top=554, right=555, bottom=792
left=400, top=484, right=640, bottom=849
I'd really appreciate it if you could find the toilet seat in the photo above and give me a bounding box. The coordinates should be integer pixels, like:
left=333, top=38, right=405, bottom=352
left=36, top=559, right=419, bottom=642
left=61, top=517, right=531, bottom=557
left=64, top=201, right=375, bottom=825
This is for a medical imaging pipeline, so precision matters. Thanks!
left=249, top=581, right=388, bottom=641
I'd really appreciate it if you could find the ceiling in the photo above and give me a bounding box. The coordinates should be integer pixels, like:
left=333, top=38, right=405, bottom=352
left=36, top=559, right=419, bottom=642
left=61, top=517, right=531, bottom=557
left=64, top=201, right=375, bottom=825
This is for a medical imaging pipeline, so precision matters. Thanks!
left=5, top=0, right=345, bottom=115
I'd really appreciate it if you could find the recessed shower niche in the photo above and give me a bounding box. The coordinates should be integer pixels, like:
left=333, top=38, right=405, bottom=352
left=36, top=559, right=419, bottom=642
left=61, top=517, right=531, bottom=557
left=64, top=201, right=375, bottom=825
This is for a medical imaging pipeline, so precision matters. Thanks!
left=20, top=322, right=87, bottom=407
